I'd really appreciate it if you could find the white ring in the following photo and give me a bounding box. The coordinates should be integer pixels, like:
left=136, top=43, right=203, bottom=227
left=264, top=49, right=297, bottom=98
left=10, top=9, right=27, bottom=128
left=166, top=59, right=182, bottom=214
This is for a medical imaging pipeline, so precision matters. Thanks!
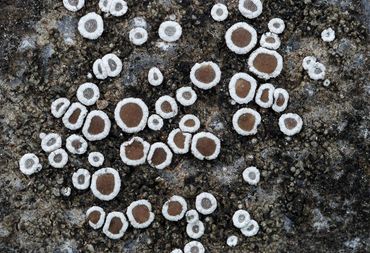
left=158, top=21, right=182, bottom=42
left=102, top=212, right=129, bottom=239
left=232, top=108, right=261, bottom=136
left=78, top=12, right=104, bottom=40
left=19, top=153, right=42, bottom=175
left=90, top=167, right=121, bottom=201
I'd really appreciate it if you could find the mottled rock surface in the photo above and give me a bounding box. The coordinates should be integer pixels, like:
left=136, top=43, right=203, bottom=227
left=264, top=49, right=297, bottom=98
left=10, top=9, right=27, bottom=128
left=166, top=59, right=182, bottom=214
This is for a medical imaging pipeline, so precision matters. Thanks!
left=0, top=0, right=369, bottom=252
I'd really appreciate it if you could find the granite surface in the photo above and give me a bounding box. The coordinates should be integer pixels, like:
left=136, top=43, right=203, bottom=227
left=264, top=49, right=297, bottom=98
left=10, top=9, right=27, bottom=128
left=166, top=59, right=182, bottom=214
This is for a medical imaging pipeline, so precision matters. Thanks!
left=0, top=0, right=369, bottom=252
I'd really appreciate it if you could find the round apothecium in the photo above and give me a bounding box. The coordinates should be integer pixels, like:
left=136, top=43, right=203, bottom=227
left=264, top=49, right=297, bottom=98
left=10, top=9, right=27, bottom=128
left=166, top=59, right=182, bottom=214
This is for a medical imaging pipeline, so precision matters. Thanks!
left=78, top=12, right=104, bottom=40
left=158, top=21, right=182, bottom=42
left=211, top=3, right=228, bottom=22
left=195, top=192, right=217, bottom=215
left=19, top=153, right=42, bottom=175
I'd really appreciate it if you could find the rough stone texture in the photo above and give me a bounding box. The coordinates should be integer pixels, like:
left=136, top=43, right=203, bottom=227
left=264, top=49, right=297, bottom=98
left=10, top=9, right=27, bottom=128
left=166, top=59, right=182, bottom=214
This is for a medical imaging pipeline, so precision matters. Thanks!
left=0, top=0, right=369, bottom=252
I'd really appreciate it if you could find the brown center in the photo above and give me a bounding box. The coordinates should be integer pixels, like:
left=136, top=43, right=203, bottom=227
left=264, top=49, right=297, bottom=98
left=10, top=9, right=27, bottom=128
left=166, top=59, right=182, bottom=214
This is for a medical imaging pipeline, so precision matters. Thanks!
left=260, top=89, right=270, bottom=102
left=161, top=101, right=173, bottom=113
left=276, top=94, right=285, bottom=106
left=56, top=102, right=64, bottom=111
left=238, top=113, right=256, bottom=131
left=132, top=205, right=150, bottom=224
left=182, top=91, right=192, bottom=100
left=284, top=118, right=297, bottom=129
left=201, top=198, right=212, bottom=209
left=167, top=201, right=183, bottom=216
left=88, top=116, right=105, bottom=135
left=173, top=132, right=185, bottom=149
left=265, top=37, right=276, bottom=44
left=253, top=53, right=278, bottom=74
left=69, top=108, right=81, bottom=124
left=88, top=210, right=101, bottom=224
left=108, top=217, right=123, bottom=234
left=184, top=119, right=195, bottom=127
left=194, top=65, right=216, bottom=84
left=151, top=148, right=167, bottom=166
left=96, top=173, right=115, bottom=195
left=231, top=28, right=252, bottom=48
left=235, top=79, right=251, bottom=98
left=196, top=137, right=216, bottom=157
left=120, top=103, right=143, bottom=128
left=71, top=140, right=81, bottom=150
left=77, top=174, right=85, bottom=184
left=125, top=140, right=144, bottom=160
left=244, top=0, right=257, bottom=11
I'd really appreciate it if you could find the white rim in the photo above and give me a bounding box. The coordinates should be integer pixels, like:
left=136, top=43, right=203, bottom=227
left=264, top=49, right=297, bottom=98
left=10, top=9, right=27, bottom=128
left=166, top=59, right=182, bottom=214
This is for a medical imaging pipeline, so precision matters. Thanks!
left=48, top=148, right=68, bottom=168
left=162, top=195, right=188, bottom=221
left=114, top=98, right=149, bottom=133
left=321, top=28, right=335, bottom=42
left=158, top=21, right=182, bottom=42
left=211, top=3, right=228, bottom=22
left=120, top=136, right=150, bottom=166
left=72, top=168, right=91, bottom=190
left=272, top=88, right=289, bottom=113
left=148, top=67, right=164, bottom=86
left=255, top=83, right=275, bottom=108
left=278, top=113, right=303, bottom=136
left=179, top=114, right=200, bottom=133
left=51, top=97, right=70, bottom=118
left=242, top=166, right=260, bottom=185
left=232, top=209, right=251, bottom=228
left=102, top=212, right=129, bottom=239
left=147, top=114, right=164, bottom=131
left=186, top=220, right=205, bottom=239
left=227, top=235, right=238, bottom=247
left=260, top=32, right=281, bottom=50
left=190, top=61, right=221, bottom=90
left=93, top=59, right=108, bottom=80
left=78, top=12, right=104, bottom=40
left=76, top=82, right=100, bottom=106
left=41, top=133, right=62, bottom=153
left=147, top=142, right=173, bottom=170
left=228, top=72, right=257, bottom=104
left=65, top=134, right=88, bottom=154
left=195, top=192, right=217, bottom=215
left=82, top=110, right=111, bottom=141
left=86, top=206, right=106, bottom=229
left=238, top=0, right=263, bottom=19
left=241, top=219, right=259, bottom=237
left=88, top=152, right=105, bottom=167
left=225, top=22, right=257, bottom=54
left=90, top=167, right=121, bottom=201
left=155, top=95, right=178, bottom=119
left=167, top=128, right=192, bottom=154
left=129, top=27, right=148, bottom=45
left=302, top=56, right=317, bottom=70
left=99, top=0, right=112, bottom=13
left=184, top=241, right=205, bottom=253
left=109, top=0, right=128, bottom=17
left=248, top=47, right=283, bottom=80
left=185, top=209, right=199, bottom=224
left=102, top=53, right=122, bottom=77
left=63, top=0, right=85, bottom=12
left=308, top=62, right=326, bottom=80
left=268, top=18, right=285, bottom=34
left=191, top=132, right=221, bottom=160
left=232, top=108, right=261, bottom=136
left=126, top=199, right=155, bottom=229
left=19, top=153, right=42, bottom=175
left=176, top=86, right=197, bottom=106
left=62, top=102, right=88, bottom=130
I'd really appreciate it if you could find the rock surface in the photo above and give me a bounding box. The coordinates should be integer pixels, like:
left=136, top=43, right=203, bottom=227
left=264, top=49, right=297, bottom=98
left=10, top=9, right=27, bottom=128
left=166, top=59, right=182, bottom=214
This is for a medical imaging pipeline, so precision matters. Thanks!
left=0, top=0, right=369, bottom=252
